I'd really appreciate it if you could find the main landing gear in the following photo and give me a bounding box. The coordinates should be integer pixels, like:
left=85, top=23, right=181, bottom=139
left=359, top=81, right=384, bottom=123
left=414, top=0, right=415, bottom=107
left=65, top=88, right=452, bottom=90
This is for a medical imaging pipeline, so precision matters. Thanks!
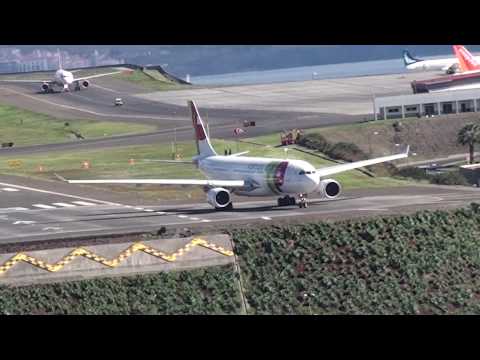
left=277, top=195, right=296, bottom=207
left=215, top=202, right=234, bottom=211
left=277, top=195, right=308, bottom=208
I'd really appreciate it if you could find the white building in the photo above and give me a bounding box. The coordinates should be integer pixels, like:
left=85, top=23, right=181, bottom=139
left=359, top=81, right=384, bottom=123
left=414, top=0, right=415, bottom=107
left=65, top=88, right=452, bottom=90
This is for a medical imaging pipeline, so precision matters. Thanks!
left=373, top=89, right=480, bottom=120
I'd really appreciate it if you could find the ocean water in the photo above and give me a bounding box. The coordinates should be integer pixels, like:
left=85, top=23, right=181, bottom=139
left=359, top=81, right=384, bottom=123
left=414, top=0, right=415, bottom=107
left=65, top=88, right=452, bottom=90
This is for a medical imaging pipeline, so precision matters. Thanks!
left=190, top=55, right=452, bottom=86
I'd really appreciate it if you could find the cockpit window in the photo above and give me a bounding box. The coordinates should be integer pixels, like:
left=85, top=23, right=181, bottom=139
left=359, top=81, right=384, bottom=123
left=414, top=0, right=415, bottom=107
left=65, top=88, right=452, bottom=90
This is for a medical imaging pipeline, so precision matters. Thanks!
left=299, top=171, right=305, bottom=175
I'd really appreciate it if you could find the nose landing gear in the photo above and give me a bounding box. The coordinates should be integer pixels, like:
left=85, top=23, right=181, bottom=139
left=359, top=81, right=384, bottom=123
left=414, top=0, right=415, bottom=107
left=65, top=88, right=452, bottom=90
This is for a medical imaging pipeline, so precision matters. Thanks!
left=298, top=194, right=308, bottom=208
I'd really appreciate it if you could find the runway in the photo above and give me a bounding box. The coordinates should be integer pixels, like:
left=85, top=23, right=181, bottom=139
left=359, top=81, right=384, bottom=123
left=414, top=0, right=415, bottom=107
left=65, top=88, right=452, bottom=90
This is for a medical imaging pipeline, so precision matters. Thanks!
left=0, top=173, right=479, bottom=245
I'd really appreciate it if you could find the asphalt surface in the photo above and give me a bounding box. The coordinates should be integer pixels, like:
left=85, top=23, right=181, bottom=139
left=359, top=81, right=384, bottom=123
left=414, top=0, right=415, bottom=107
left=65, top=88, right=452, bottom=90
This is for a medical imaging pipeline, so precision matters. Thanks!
left=0, top=173, right=479, bottom=244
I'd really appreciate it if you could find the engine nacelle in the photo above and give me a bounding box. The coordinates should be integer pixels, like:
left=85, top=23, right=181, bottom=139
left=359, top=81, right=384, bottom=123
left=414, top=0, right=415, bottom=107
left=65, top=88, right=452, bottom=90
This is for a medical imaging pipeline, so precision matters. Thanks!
left=81, top=80, right=90, bottom=88
left=207, top=187, right=231, bottom=208
left=445, top=64, right=460, bottom=75
left=41, top=83, right=50, bottom=92
left=318, top=179, right=341, bottom=199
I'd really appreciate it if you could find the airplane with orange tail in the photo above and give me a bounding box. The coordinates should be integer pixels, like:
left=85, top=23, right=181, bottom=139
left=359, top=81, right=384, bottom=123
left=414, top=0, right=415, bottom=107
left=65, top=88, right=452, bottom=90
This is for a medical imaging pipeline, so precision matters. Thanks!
left=412, top=45, right=480, bottom=93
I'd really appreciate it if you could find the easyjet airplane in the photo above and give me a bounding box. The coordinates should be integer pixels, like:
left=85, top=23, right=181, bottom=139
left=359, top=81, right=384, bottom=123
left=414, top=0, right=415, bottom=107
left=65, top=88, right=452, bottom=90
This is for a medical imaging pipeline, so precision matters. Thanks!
left=68, top=101, right=409, bottom=210
left=403, top=46, right=480, bottom=74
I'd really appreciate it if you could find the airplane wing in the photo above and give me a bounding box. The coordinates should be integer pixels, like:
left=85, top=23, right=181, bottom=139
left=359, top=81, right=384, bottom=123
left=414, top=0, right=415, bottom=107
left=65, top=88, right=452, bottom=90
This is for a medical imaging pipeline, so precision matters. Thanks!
left=68, top=179, right=245, bottom=187
left=142, top=159, right=195, bottom=164
left=316, top=146, right=409, bottom=178
left=73, top=70, right=128, bottom=82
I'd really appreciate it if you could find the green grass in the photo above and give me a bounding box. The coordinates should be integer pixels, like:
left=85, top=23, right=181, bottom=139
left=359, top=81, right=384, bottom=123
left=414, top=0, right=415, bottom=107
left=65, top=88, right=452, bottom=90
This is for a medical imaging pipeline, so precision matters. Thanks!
left=113, top=70, right=187, bottom=91
left=0, top=104, right=156, bottom=147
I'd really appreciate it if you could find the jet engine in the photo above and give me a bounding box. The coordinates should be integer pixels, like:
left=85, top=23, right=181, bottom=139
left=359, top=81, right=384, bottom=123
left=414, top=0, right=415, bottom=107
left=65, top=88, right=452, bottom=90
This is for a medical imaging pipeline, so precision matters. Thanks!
left=207, top=187, right=231, bottom=209
left=318, top=179, right=341, bottom=199
left=81, top=80, right=90, bottom=88
left=445, top=64, right=459, bottom=75
left=41, top=83, right=50, bottom=92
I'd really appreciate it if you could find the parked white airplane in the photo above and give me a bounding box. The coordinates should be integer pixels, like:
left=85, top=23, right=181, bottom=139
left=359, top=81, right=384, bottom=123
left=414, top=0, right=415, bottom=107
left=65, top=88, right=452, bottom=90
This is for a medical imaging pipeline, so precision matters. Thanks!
left=0, top=53, right=126, bottom=93
left=68, top=101, right=409, bottom=210
left=403, top=48, right=480, bottom=74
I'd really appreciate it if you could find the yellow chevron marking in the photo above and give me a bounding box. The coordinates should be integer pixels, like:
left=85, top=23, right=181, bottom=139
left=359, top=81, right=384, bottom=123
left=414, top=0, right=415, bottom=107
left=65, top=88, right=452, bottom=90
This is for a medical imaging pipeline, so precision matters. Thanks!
left=0, top=238, right=233, bottom=275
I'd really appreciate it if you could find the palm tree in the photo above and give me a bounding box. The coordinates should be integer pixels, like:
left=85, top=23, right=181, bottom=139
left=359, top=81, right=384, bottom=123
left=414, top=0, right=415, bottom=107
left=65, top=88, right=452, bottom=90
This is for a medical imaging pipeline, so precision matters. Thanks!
left=457, top=123, right=480, bottom=164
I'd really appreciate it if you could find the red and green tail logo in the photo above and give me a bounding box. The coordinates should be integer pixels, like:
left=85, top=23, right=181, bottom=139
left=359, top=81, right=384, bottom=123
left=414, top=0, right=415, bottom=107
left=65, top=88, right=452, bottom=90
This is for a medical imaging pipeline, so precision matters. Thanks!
left=265, top=161, right=289, bottom=194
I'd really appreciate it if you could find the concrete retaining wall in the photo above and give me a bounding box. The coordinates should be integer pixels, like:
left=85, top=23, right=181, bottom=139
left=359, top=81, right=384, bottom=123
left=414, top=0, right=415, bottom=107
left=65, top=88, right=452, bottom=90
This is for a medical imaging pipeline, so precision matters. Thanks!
left=0, top=234, right=233, bottom=286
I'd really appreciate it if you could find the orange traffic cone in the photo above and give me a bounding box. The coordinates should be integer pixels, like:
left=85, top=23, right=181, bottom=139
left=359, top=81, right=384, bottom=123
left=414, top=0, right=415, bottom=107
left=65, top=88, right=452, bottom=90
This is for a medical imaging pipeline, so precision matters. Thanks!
left=82, top=160, right=90, bottom=169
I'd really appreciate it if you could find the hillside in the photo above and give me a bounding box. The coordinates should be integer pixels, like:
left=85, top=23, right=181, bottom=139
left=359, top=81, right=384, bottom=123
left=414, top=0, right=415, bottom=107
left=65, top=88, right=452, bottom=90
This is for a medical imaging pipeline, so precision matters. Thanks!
left=304, top=113, right=480, bottom=162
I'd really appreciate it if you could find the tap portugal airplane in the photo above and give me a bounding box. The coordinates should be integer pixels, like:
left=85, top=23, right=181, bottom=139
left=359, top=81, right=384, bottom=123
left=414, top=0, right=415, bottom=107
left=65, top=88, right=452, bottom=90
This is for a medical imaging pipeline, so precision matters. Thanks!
left=68, top=101, right=409, bottom=210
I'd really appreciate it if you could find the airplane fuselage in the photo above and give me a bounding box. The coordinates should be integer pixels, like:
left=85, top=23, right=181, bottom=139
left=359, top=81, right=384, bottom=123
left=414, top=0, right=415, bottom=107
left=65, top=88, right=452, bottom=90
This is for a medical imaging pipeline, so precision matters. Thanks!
left=198, top=155, right=319, bottom=196
left=53, top=69, right=74, bottom=88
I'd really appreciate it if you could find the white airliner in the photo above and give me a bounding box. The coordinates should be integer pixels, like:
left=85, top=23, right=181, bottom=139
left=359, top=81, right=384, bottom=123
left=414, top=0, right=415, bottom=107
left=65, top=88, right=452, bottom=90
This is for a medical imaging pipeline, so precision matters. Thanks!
left=0, top=54, right=126, bottom=93
left=403, top=47, right=480, bottom=74
left=68, top=101, right=409, bottom=210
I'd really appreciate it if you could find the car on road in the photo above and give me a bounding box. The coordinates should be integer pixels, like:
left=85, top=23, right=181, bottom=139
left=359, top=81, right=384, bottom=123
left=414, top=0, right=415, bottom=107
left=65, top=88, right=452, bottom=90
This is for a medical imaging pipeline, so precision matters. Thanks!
left=114, top=98, right=124, bottom=106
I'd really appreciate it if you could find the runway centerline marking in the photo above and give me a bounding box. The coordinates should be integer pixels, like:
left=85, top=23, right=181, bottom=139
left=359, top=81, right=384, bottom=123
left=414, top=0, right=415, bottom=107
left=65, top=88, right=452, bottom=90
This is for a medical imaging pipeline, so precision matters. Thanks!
left=52, top=202, right=76, bottom=208
left=1, top=188, right=19, bottom=192
left=72, top=201, right=97, bottom=206
left=32, top=204, right=57, bottom=209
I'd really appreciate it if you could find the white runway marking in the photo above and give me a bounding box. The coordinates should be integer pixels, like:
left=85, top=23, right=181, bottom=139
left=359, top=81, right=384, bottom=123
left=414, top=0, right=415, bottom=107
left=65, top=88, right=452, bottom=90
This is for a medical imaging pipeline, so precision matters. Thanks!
left=71, top=201, right=97, bottom=206
left=143, top=209, right=155, bottom=212
left=1, top=188, right=19, bottom=192
left=0, top=207, right=28, bottom=212
left=190, top=217, right=200, bottom=221
left=155, top=211, right=166, bottom=215
left=178, top=215, right=188, bottom=218
left=261, top=216, right=272, bottom=220
left=32, top=204, right=57, bottom=209
left=134, top=207, right=145, bottom=211
left=0, top=181, right=118, bottom=206
left=13, top=220, right=36, bottom=225
left=52, top=202, right=76, bottom=208
left=42, top=227, right=62, bottom=231
left=201, top=219, right=212, bottom=223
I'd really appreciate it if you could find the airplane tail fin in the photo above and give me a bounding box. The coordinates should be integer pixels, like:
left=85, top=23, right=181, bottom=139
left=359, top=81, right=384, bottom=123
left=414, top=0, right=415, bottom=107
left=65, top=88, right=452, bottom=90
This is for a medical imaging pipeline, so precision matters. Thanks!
left=188, top=100, right=217, bottom=158
left=453, top=45, right=479, bottom=72
left=403, top=50, right=422, bottom=66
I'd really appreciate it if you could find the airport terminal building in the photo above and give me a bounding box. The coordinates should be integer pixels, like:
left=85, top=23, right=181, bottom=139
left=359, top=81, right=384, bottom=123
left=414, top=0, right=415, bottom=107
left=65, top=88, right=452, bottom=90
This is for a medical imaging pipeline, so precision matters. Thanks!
left=373, top=89, right=480, bottom=120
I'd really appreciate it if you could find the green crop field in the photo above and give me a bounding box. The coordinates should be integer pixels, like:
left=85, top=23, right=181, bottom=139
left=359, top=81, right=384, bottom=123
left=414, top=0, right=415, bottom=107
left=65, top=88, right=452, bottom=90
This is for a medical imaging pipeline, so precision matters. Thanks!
left=0, top=265, right=241, bottom=315
left=232, top=204, right=480, bottom=314
left=0, top=104, right=155, bottom=147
